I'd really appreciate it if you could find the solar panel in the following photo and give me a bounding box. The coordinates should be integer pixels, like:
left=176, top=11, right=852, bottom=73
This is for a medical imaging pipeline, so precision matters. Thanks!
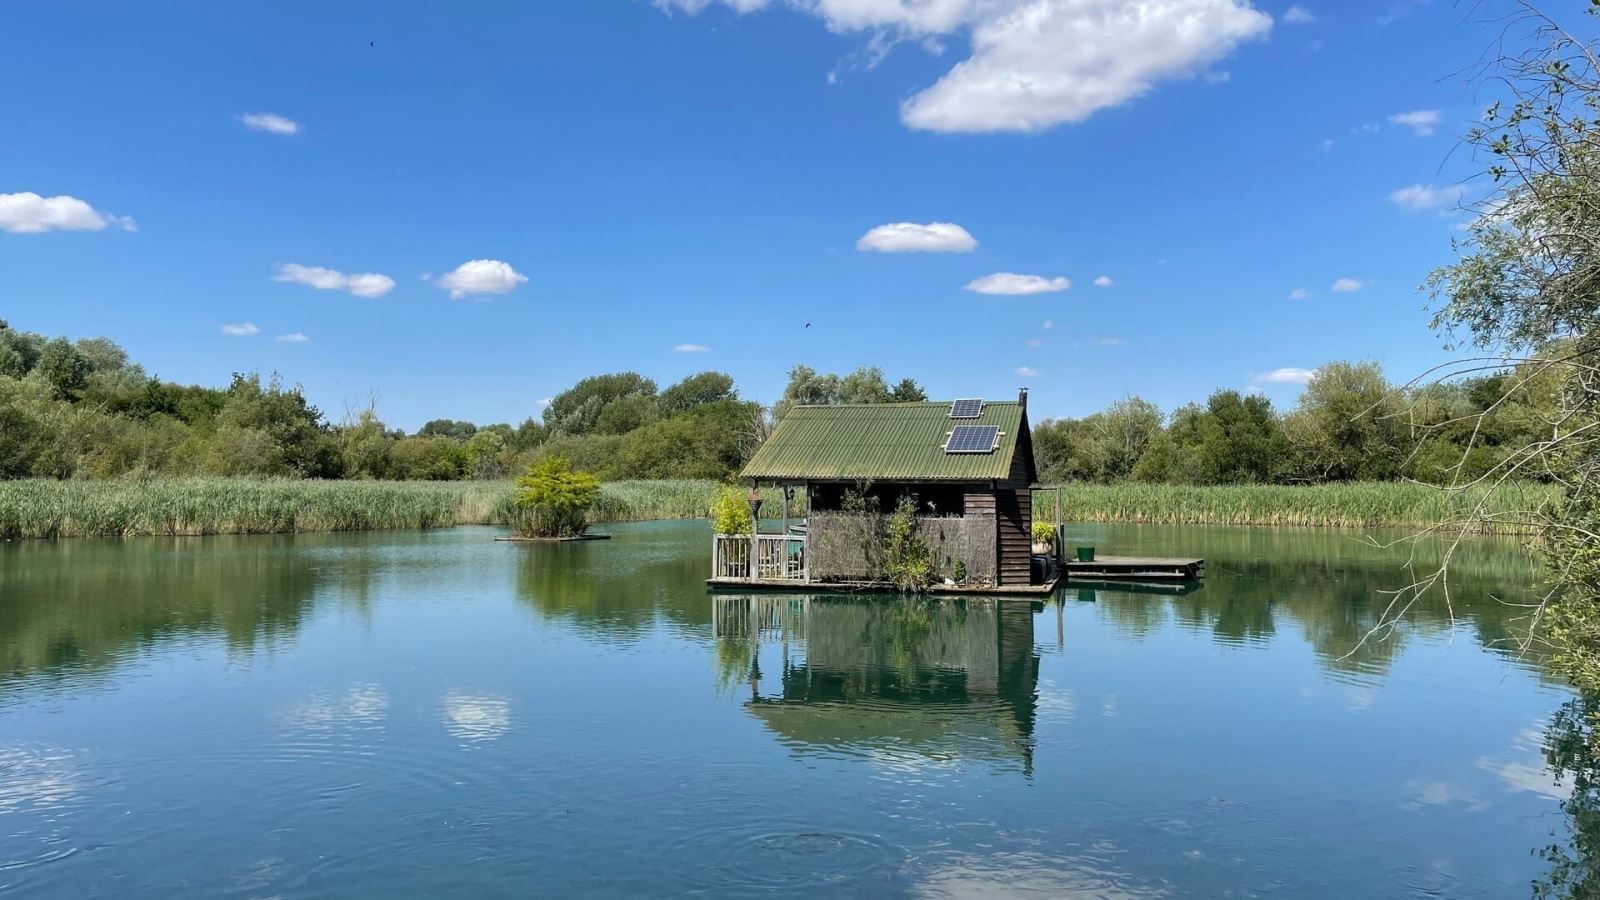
left=949, top=398, right=984, bottom=419
left=945, top=425, right=999, bottom=454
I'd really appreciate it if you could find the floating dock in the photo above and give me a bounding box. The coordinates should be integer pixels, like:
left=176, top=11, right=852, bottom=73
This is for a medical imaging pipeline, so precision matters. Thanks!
left=1062, top=555, right=1204, bottom=582
left=706, top=573, right=1062, bottom=597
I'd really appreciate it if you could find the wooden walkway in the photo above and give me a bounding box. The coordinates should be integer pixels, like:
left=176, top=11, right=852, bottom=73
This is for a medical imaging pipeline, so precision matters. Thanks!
left=1062, top=556, right=1204, bottom=582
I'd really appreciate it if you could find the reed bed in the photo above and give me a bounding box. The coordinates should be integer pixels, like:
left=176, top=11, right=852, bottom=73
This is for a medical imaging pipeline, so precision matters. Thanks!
left=1033, top=482, right=1560, bottom=534
left=0, top=478, right=1558, bottom=540
left=0, top=478, right=793, bottom=539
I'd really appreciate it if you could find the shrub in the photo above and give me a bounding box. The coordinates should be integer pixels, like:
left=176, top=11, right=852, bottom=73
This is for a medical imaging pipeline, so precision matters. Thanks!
left=710, top=485, right=752, bottom=535
left=884, top=495, right=932, bottom=593
left=511, top=456, right=601, bottom=537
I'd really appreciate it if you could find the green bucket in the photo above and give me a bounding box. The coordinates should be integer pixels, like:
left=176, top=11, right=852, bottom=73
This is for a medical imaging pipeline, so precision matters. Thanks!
left=1075, top=546, right=1096, bottom=562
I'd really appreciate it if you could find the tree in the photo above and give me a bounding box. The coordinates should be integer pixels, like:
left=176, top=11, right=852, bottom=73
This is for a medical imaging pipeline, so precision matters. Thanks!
left=1086, top=397, right=1164, bottom=481
left=659, top=371, right=736, bottom=415
left=543, top=372, right=658, bottom=436
left=511, top=456, right=601, bottom=537
left=418, top=418, right=477, bottom=440
left=776, top=365, right=926, bottom=417
left=1281, top=362, right=1406, bottom=482
left=35, top=338, right=92, bottom=401
left=889, top=378, right=928, bottom=402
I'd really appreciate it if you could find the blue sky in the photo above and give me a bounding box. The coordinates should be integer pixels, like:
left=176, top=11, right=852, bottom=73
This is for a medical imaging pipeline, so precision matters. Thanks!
left=1, top=0, right=1504, bottom=429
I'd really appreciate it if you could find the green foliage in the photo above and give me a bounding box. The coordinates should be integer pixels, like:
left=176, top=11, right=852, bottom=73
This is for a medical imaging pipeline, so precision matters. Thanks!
left=544, top=372, right=658, bottom=436
left=775, top=365, right=927, bottom=417
left=709, top=485, right=753, bottom=535
left=511, top=457, right=602, bottom=537
left=1031, top=520, right=1056, bottom=545
left=883, top=495, right=933, bottom=592
left=659, top=371, right=737, bottom=415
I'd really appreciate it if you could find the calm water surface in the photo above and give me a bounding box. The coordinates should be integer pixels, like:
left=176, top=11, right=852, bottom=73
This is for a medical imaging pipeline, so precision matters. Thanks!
left=0, top=521, right=1585, bottom=897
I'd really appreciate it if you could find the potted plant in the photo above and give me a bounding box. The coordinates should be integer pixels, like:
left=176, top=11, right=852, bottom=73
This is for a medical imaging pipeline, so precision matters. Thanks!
left=1031, top=520, right=1057, bottom=556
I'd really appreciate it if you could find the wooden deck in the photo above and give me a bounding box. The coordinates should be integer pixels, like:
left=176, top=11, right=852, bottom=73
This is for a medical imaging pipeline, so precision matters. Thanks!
left=706, top=573, right=1062, bottom=597
left=1062, top=555, right=1204, bottom=581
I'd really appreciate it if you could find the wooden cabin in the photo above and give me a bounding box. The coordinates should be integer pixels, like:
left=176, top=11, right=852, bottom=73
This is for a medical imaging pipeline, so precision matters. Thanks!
left=712, top=390, right=1043, bottom=591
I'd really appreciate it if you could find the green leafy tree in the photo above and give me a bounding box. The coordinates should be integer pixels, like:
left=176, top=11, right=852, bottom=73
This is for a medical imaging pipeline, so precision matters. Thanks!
left=417, top=418, right=477, bottom=440
left=659, top=371, right=737, bottom=415
left=543, top=373, right=658, bottom=436
left=512, top=456, right=601, bottom=537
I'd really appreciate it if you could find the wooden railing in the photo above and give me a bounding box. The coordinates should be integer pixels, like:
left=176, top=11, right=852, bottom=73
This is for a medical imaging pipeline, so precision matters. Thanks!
left=713, top=533, right=808, bottom=582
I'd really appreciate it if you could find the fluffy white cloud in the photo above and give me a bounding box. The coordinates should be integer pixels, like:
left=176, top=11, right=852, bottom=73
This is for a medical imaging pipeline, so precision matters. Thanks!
left=1288, top=288, right=1309, bottom=300
left=240, top=112, right=300, bottom=135
left=1257, top=366, right=1314, bottom=384
left=965, top=272, right=1069, bottom=295
left=436, top=259, right=528, bottom=299
left=898, top=0, right=1273, bottom=133
left=858, top=221, right=976, bottom=253
left=1093, top=275, right=1113, bottom=287
left=1014, top=366, right=1041, bottom=377
left=1331, top=277, right=1363, bottom=293
left=0, top=192, right=135, bottom=234
left=274, top=263, right=395, bottom=298
left=220, top=322, right=260, bottom=336
left=661, top=0, right=1271, bottom=132
left=276, top=332, right=309, bottom=343
left=1388, top=109, right=1441, bottom=136
left=1042, top=319, right=1054, bottom=329
left=1389, top=183, right=1464, bottom=212
left=674, top=343, right=711, bottom=352
left=1283, top=5, right=1315, bottom=23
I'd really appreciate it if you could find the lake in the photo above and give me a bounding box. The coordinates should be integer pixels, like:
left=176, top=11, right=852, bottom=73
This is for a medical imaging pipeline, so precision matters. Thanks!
left=0, top=521, right=1586, bottom=897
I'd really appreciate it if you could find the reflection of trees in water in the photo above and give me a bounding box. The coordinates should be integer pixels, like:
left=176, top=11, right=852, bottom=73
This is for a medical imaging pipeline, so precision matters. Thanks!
left=512, top=536, right=712, bottom=641
left=1535, top=698, right=1600, bottom=899
left=712, top=595, right=1040, bottom=770
left=0, top=537, right=322, bottom=684
left=1083, top=526, right=1548, bottom=678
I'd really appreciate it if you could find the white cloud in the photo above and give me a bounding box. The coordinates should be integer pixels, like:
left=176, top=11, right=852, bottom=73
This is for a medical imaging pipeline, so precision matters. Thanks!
left=1027, top=338, right=1045, bottom=347
left=436, top=259, right=528, bottom=299
left=1093, top=275, right=1113, bottom=287
left=965, top=272, right=1069, bottom=295
left=1389, top=183, right=1465, bottom=212
left=1320, top=138, right=1335, bottom=151
left=240, top=112, right=300, bottom=135
left=1014, top=366, right=1041, bottom=377
left=1256, top=366, right=1314, bottom=384
left=1042, top=319, right=1054, bottom=329
left=276, top=332, right=309, bottom=343
left=662, top=0, right=1271, bottom=133
left=674, top=343, right=711, bottom=352
left=1283, top=5, right=1315, bottom=23
left=1288, top=288, right=1309, bottom=300
left=273, top=263, right=396, bottom=298
left=538, top=397, right=553, bottom=407
left=1389, top=109, right=1441, bottom=136
left=1097, top=336, right=1126, bottom=346
left=857, top=221, right=976, bottom=253
left=1331, top=277, right=1364, bottom=293
left=220, top=322, right=260, bottom=337
left=899, top=0, right=1273, bottom=133
left=0, top=191, right=135, bottom=234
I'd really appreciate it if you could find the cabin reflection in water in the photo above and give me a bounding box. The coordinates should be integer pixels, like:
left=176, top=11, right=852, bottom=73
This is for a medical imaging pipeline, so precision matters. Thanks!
left=711, top=594, right=1043, bottom=773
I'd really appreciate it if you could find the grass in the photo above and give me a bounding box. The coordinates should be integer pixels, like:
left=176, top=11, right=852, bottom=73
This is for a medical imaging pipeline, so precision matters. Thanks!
left=1032, top=481, right=1561, bottom=534
left=0, top=478, right=794, bottom=539
left=0, top=478, right=1561, bottom=539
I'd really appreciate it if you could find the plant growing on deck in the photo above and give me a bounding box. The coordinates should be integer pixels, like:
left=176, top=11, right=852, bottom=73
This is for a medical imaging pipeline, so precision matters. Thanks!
left=884, top=495, right=933, bottom=593
left=511, top=456, right=601, bottom=537
left=709, top=485, right=753, bottom=535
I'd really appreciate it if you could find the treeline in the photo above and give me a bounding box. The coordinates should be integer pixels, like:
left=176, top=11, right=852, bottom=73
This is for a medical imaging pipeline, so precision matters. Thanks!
left=1, top=318, right=1557, bottom=487
left=1034, top=359, right=1560, bottom=486
left=0, top=320, right=928, bottom=482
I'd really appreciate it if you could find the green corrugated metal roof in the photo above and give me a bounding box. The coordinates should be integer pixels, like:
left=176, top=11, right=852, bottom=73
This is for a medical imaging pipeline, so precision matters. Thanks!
left=741, top=401, right=1027, bottom=482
